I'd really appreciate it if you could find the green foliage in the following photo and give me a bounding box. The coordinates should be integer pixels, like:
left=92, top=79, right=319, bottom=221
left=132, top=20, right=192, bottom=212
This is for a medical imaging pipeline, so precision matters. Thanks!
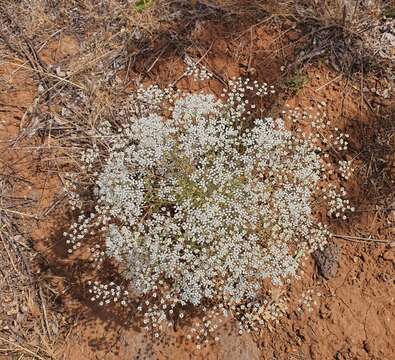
left=284, top=73, right=310, bottom=92
left=383, top=7, right=395, bottom=19
left=134, top=0, right=152, bottom=12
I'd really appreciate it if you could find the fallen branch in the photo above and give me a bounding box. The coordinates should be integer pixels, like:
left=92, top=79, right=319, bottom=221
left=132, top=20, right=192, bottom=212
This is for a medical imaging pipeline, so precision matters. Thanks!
left=333, top=234, right=393, bottom=244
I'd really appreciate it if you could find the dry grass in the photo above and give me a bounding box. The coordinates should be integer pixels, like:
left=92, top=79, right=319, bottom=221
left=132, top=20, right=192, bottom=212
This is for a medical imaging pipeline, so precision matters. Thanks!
left=0, top=173, right=62, bottom=359
left=290, top=0, right=393, bottom=74
left=354, top=107, right=395, bottom=202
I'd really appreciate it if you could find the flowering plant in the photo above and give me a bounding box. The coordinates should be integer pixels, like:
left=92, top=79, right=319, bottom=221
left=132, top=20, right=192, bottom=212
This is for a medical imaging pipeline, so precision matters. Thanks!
left=64, top=77, right=352, bottom=340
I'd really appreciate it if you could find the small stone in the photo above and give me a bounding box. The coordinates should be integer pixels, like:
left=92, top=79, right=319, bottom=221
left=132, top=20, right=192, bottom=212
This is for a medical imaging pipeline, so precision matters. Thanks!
left=287, top=30, right=300, bottom=41
left=38, top=84, right=45, bottom=93
left=383, top=250, right=395, bottom=262
left=313, top=243, right=340, bottom=279
left=363, top=340, right=371, bottom=354
left=55, top=67, right=66, bottom=77
left=319, top=303, right=331, bottom=319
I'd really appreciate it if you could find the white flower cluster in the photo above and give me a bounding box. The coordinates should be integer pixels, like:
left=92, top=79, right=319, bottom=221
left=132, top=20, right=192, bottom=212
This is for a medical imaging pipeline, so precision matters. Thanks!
left=87, top=280, right=129, bottom=307
left=184, top=55, right=212, bottom=81
left=324, top=185, right=354, bottom=220
left=64, top=78, right=351, bottom=341
left=338, top=159, right=353, bottom=180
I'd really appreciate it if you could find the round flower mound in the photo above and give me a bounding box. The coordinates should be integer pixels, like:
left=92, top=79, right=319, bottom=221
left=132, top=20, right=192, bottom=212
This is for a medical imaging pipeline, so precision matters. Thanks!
left=66, top=79, right=337, bottom=336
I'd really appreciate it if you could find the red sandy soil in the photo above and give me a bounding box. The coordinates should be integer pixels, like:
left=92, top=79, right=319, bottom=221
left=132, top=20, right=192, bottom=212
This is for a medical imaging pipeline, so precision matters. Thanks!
left=1, top=21, right=394, bottom=360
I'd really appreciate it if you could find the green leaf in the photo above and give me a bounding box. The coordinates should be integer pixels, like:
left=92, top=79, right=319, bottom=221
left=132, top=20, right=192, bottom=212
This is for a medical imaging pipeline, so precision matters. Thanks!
left=284, top=73, right=310, bottom=92
left=135, top=0, right=152, bottom=12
